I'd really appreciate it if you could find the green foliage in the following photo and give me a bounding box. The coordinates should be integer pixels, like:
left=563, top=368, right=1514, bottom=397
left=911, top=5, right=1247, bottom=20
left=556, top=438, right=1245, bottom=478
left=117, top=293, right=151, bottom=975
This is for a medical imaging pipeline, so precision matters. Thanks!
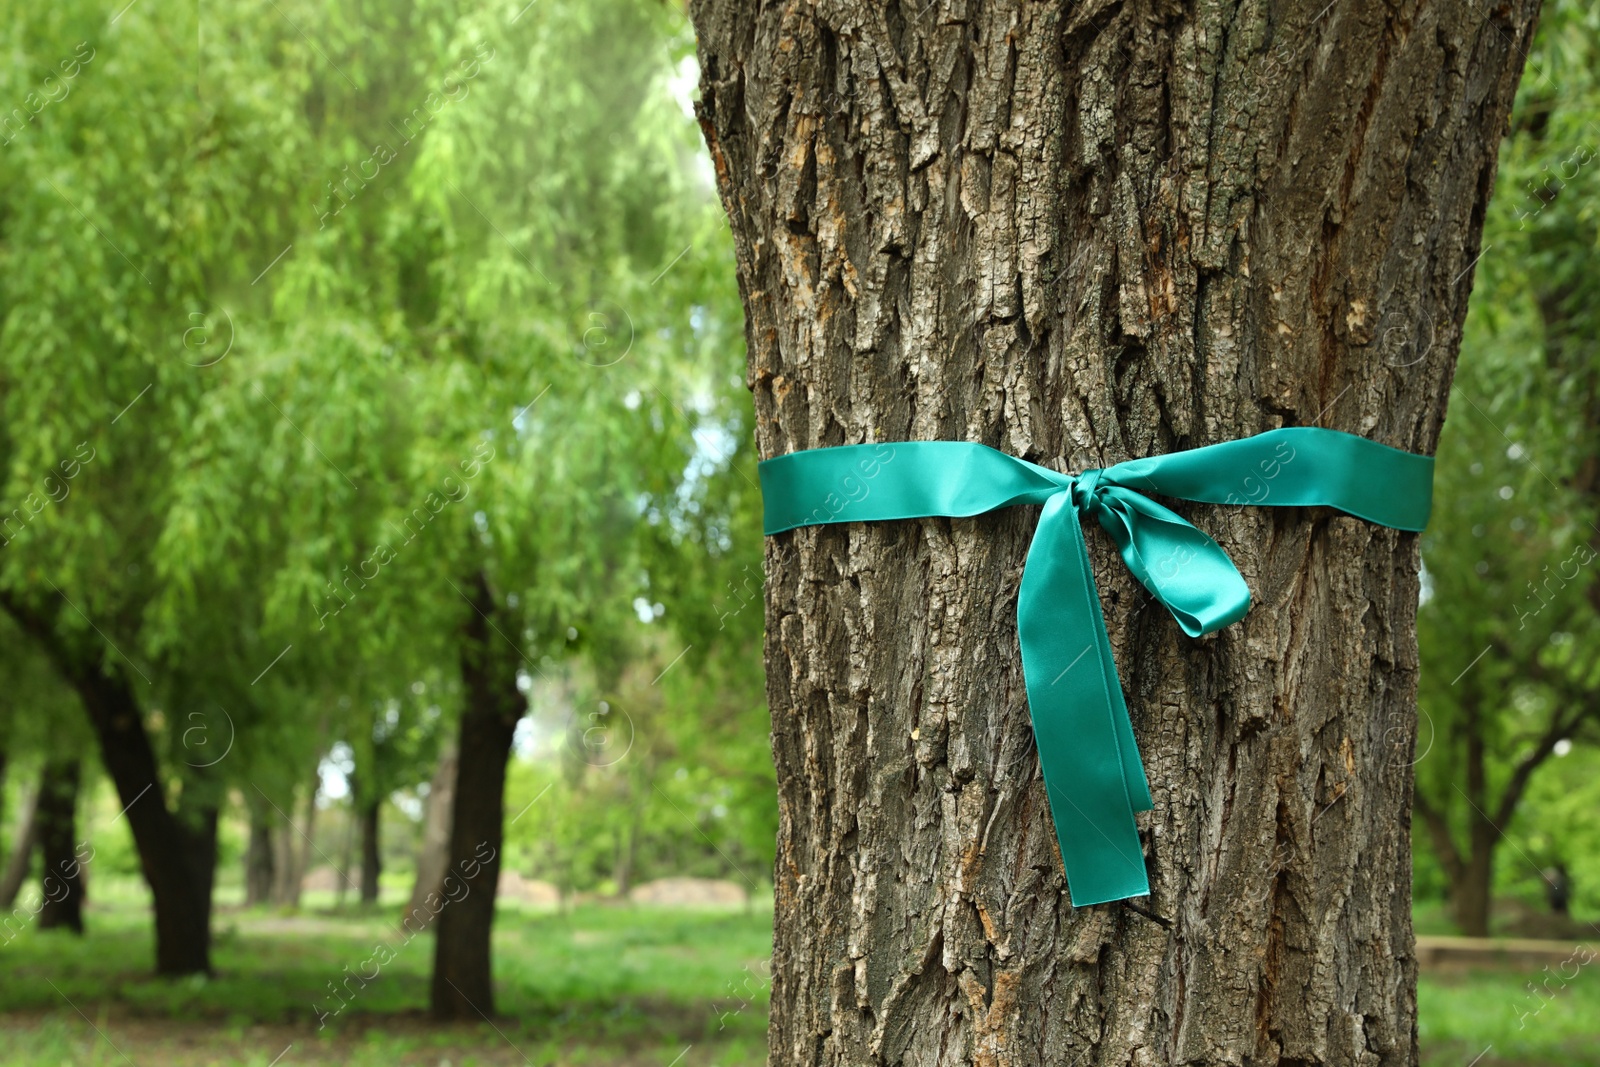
left=0, top=0, right=772, bottom=893
left=1509, top=746, right=1600, bottom=912
left=1416, top=0, right=1600, bottom=922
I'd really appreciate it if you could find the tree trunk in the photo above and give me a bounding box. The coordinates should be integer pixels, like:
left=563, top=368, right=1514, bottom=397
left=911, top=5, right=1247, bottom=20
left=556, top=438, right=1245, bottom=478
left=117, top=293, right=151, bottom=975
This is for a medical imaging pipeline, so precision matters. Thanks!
left=187, top=799, right=221, bottom=941
left=0, top=781, right=40, bottom=910
left=36, top=758, right=85, bottom=933
left=614, top=807, right=640, bottom=898
left=296, top=782, right=320, bottom=904
left=404, top=742, right=458, bottom=930
left=337, top=788, right=357, bottom=908
left=1, top=597, right=213, bottom=973
left=245, top=791, right=275, bottom=906
left=270, top=812, right=297, bottom=906
left=691, top=2, right=1540, bottom=1064
left=1452, top=839, right=1494, bottom=938
left=78, top=666, right=210, bottom=972
left=360, top=795, right=382, bottom=906
left=1544, top=862, right=1570, bottom=916
left=1451, top=695, right=1494, bottom=936
left=430, top=571, right=522, bottom=1020
left=267, top=769, right=320, bottom=908
left=1413, top=681, right=1582, bottom=937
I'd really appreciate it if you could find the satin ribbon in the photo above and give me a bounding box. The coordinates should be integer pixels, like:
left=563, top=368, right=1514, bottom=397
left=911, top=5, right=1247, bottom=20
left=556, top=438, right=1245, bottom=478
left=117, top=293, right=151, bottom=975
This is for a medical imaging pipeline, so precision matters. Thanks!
left=759, top=427, right=1433, bottom=906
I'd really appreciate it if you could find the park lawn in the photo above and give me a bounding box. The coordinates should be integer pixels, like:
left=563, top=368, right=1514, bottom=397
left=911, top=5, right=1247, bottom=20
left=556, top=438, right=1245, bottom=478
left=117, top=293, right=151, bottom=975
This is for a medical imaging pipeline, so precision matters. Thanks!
left=0, top=894, right=772, bottom=1066
left=2, top=892, right=1595, bottom=1065
left=1418, top=967, right=1600, bottom=1067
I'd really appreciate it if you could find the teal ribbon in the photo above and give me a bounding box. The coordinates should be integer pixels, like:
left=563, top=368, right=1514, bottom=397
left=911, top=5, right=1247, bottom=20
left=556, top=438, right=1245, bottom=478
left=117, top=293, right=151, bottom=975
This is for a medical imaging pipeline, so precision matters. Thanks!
left=759, top=427, right=1433, bottom=906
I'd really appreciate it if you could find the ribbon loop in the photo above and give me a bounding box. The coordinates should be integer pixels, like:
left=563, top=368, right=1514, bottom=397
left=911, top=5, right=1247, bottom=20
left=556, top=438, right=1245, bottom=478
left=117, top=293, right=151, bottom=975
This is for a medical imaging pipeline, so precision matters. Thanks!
left=758, top=429, right=1433, bottom=907
left=1094, top=487, right=1252, bottom=638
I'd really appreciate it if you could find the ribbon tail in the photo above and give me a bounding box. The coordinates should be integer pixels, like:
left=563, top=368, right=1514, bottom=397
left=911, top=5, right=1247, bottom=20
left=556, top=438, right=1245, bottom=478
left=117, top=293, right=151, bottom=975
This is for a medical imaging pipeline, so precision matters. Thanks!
left=1017, top=492, right=1152, bottom=906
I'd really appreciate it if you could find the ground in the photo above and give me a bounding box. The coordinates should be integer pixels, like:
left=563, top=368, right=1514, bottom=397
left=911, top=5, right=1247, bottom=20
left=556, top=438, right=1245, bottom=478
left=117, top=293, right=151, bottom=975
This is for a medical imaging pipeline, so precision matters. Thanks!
left=0, top=890, right=1593, bottom=1066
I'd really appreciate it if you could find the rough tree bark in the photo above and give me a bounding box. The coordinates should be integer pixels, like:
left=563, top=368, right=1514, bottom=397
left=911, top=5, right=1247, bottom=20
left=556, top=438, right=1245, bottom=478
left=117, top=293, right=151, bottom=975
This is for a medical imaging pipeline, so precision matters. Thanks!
left=36, top=757, right=84, bottom=933
left=692, top=1, right=1540, bottom=1064
left=429, top=571, right=521, bottom=1020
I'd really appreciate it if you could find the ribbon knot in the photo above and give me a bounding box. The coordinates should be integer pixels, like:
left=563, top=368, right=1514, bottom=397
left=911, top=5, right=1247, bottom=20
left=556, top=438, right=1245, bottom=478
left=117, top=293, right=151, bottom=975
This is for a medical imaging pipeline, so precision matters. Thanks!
left=1069, top=468, right=1106, bottom=518
left=757, top=428, right=1434, bottom=906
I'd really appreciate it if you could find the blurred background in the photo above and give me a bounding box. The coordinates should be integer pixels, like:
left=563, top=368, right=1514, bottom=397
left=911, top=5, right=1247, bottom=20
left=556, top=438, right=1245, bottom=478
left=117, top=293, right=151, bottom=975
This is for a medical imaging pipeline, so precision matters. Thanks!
left=0, top=0, right=1595, bottom=1064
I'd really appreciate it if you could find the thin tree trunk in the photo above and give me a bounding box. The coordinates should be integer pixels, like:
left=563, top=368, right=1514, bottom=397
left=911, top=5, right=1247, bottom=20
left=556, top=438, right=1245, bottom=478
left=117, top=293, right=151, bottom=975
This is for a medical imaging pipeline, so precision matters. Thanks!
left=1544, top=862, right=1570, bottom=916
left=360, top=795, right=382, bottom=906
left=270, top=813, right=297, bottom=905
left=1452, top=695, right=1494, bottom=936
left=404, top=742, right=457, bottom=929
left=614, top=807, right=640, bottom=898
left=268, top=765, right=322, bottom=908
left=337, top=786, right=357, bottom=909
left=692, top=2, right=1540, bottom=1064
left=245, top=791, right=275, bottom=906
left=36, top=758, right=84, bottom=933
left=610, top=768, right=644, bottom=898
left=430, top=571, right=521, bottom=1020
left=0, top=781, right=40, bottom=910
left=1453, top=841, right=1494, bottom=938
left=295, top=780, right=320, bottom=905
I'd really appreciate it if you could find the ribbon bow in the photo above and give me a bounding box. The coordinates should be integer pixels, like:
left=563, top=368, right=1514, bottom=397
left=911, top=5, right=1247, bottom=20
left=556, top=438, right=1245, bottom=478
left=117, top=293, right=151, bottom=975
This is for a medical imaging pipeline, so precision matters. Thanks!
left=759, top=427, right=1433, bottom=906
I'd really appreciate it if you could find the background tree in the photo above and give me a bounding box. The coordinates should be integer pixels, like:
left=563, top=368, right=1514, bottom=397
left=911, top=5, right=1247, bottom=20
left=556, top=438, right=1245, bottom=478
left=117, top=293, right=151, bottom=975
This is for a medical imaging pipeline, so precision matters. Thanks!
left=692, top=0, right=1541, bottom=1063
left=1414, top=0, right=1600, bottom=937
left=1, top=0, right=751, bottom=989
left=34, top=757, right=83, bottom=933
left=0, top=620, right=85, bottom=912
left=0, top=0, right=231, bottom=973
left=349, top=689, right=445, bottom=906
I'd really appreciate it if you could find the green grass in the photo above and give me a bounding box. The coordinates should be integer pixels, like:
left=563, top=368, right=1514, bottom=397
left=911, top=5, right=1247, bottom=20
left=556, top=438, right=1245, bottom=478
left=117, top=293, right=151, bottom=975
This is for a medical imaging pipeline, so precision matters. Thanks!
left=0, top=894, right=772, bottom=1066
left=1419, top=967, right=1600, bottom=1067
left=4, top=891, right=1596, bottom=1065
